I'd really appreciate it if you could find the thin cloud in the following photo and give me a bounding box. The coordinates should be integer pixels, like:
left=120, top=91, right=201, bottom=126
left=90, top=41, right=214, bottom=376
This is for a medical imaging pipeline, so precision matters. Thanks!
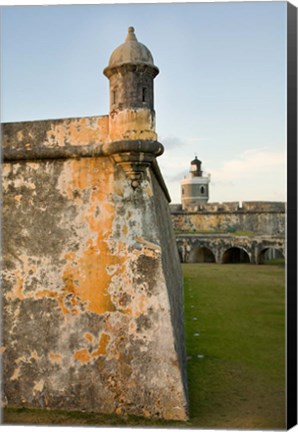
left=165, top=170, right=187, bottom=182
left=161, top=135, right=211, bottom=150
left=211, top=148, right=285, bottom=182
left=187, top=137, right=211, bottom=143
left=161, top=136, right=184, bottom=149
left=159, top=146, right=286, bottom=204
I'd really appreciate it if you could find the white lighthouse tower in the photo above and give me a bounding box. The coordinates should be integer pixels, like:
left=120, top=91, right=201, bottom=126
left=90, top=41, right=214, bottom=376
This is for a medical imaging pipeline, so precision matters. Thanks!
left=181, top=157, right=210, bottom=210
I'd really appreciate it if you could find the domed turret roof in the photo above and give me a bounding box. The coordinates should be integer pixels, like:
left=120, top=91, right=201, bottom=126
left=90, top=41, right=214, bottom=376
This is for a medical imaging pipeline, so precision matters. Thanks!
left=104, top=27, right=159, bottom=75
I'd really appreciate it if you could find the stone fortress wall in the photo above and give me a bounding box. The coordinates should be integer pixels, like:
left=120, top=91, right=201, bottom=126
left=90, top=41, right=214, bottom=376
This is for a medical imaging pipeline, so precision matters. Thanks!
left=2, top=28, right=188, bottom=421
left=170, top=201, right=285, bottom=236
left=2, top=116, right=188, bottom=420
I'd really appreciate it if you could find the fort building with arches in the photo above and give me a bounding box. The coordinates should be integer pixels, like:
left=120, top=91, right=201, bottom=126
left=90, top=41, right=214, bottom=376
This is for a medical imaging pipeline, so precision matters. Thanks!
left=170, top=157, right=285, bottom=264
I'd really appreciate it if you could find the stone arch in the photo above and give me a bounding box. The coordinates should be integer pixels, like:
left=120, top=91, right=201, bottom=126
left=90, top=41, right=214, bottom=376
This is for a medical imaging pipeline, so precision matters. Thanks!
left=222, top=247, right=250, bottom=264
left=258, top=247, right=285, bottom=264
left=176, top=240, right=191, bottom=263
left=189, top=246, right=216, bottom=263
left=177, top=243, right=186, bottom=263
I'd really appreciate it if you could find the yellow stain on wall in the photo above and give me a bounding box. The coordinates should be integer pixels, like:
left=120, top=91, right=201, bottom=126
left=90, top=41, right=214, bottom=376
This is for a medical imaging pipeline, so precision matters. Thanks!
left=62, top=246, right=116, bottom=315
left=108, top=109, right=157, bottom=142
left=74, top=349, right=91, bottom=364
left=6, top=155, right=131, bottom=325
left=92, top=333, right=111, bottom=357
left=6, top=271, right=25, bottom=301
left=34, top=289, right=69, bottom=315
left=60, top=158, right=126, bottom=316
left=31, top=351, right=41, bottom=361
left=32, top=379, right=45, bottom=395
left=15, top=274, right=24, bottom=300
left=48, top=352, right=63, bottom=365
left=46, top=117, right=109, bottom=147
left=11, top=366, right=21, bottom=381
left=16, top=130, right=24, bottom=141
left=74, top=333, right=111, bottom=364
left=84, top=333, right=94, bottom=343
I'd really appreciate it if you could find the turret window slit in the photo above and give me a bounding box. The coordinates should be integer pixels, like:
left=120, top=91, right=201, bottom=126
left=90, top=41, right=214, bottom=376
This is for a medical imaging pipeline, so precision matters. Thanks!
left=142, top=87, right=147, bottom=102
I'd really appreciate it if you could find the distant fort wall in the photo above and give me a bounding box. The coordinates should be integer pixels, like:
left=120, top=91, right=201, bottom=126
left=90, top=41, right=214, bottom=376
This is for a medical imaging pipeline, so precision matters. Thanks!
left=170, top=202, right=285, bottom=236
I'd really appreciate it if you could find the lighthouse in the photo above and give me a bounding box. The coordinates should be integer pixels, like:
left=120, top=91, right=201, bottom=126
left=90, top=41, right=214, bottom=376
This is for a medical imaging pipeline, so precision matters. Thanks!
left=181, top=156, right=210, bottom=210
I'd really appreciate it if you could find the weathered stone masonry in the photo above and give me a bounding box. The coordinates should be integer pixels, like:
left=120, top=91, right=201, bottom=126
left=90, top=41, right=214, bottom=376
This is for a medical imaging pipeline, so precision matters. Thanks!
left=2, top=28, right=188, bottom=420
left=170, top=202, right=285, bottom=264
left=171, top=201, right=285, bottom=236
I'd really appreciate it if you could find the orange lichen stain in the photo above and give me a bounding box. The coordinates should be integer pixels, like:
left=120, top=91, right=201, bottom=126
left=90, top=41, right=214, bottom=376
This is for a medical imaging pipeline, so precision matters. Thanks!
left=60, top=158, right=113, bottom=201
left=108, top=109, right=157, bottom=142
left=17, top=130, right=23, bottom=141
left=70, top=296, right=80, bottom=305
left=11, top=367, right=21, bottom=381
left=15, top=195, right=22, bottom=202
left=133, top=294, right=147, bottom=318
left=74, top=349, right=91, bottom=364
left=46, top=117, right=108, bottom=148
left=5, top=273, right=24, bottom=301
left=142, top=409, right=151, bottom=418
left=64, top=252, right=76, bottom=261
left=62, top=245, right=117, bottom=315
left=122, top=307, right=133, bottom=316
left=84, top=333, right=94, bottom=343
left=31, top=351, right=41, bottom=361
left=129, top=322, right=136, bottom=333
left=74, top=333, right=110, bottom=364
left=16, top=275, right=24, bottom=299
left=10, top=272, right=24, bottom=300
left=35, top=290, right=69, bottom=315
left=48, top=352, right=63, bottom=365
left=0, top=346, right=6, bottom=354
left=60, top=158, right=128, bottom=316
left=86, top=238, right=94, bottom=248
left=32, top=379, right=45, bottom=394
left=91, top=333, right=110, bottom=357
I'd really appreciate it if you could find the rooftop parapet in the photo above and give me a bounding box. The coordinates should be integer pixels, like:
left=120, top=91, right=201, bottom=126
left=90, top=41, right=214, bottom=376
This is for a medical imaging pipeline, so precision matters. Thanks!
left=171, top=201, right=285, bottom=214
left=2, top=116, right=109, bottom=161
left=241, top=201, right=285, bottom=212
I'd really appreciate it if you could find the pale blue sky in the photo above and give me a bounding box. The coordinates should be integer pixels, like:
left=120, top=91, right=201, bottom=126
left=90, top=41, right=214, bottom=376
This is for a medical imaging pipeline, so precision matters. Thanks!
left=1, top=1, right=287, bottom=203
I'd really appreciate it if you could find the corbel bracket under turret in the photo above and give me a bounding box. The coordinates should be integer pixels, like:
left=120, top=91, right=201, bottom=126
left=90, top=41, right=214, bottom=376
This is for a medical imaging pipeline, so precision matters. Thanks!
left=102, top=140, right=164, bottom=189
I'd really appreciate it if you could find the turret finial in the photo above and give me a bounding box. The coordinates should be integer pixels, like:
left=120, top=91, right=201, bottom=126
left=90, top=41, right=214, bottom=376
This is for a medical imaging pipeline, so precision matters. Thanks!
left=126, top=26, right=137, bottom=42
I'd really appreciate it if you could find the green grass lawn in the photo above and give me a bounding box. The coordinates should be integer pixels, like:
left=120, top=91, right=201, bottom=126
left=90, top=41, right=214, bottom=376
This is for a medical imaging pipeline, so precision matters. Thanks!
left=3, top=264, right=285, bottom=429
left=184, top=263, right=285, bottom=429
